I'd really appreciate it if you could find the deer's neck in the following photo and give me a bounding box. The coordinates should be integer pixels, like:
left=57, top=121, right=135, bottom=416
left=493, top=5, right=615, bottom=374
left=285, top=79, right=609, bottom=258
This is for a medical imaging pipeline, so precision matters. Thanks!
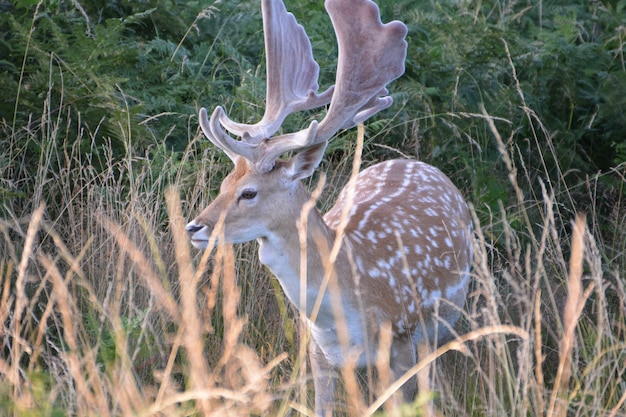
left=257, top=196, right=373, bottom=368
left=257, top=197, right=353, bottom=321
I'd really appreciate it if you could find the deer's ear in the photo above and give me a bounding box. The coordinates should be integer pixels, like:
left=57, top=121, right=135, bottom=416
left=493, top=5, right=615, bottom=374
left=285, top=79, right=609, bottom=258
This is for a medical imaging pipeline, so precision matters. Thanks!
left=283, top=142, right=327, bottom=181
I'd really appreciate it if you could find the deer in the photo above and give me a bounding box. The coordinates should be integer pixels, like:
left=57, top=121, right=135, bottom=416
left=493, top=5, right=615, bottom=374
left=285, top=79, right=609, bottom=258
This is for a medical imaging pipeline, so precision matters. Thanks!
left=185, top=0, right=472, bottom=414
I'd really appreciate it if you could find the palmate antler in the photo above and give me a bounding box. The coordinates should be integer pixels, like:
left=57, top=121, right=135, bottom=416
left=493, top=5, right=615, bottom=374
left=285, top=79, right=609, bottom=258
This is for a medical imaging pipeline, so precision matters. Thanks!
left=200, top=0, right=407, bottom=172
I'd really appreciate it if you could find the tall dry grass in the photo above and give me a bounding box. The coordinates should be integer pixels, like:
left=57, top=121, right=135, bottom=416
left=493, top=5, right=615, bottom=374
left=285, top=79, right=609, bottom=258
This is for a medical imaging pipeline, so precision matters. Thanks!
left=1, top=89, right=625, bottom=416
left=0, top=110, right=294, bottom=415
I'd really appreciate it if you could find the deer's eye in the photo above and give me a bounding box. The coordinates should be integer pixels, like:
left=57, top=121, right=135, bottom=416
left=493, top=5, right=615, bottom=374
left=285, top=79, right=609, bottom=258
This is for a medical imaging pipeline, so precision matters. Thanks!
left=239, top=189, right=257, bottom=200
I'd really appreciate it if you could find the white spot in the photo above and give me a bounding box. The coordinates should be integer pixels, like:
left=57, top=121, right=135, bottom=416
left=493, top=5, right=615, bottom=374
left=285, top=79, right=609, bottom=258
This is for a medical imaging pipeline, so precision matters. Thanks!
left=426, top=236, right=439, bottom=249
left=424, top=208, right=438, bottom=217
left=377, top=259, right=391, bottom=270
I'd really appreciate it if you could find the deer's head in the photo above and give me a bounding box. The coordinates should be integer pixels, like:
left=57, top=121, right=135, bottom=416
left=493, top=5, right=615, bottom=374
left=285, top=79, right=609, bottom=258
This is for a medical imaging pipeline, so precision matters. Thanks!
left=186, top=0, right=408, bottom=249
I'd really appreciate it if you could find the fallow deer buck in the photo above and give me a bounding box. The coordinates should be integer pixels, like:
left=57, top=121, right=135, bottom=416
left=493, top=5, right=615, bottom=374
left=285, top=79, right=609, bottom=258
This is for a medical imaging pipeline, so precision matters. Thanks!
left=186, top=0, right=472, bottom=414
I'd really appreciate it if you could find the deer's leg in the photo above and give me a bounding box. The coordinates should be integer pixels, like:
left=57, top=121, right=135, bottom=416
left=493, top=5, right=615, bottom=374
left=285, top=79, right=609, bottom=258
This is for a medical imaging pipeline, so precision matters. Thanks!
left=390, top=335, right=418, bottom=401
left=309, top=338, right=336, bottom=417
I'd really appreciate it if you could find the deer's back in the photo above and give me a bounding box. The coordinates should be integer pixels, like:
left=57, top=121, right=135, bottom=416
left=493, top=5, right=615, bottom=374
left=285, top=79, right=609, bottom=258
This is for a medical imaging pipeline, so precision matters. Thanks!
left=324, top=159, right=472, bottom=337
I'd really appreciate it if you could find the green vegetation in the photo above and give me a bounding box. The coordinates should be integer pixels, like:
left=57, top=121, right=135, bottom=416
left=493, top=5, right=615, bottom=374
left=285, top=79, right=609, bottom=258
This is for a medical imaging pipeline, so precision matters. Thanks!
left=1, top=0, right=625, bottom=415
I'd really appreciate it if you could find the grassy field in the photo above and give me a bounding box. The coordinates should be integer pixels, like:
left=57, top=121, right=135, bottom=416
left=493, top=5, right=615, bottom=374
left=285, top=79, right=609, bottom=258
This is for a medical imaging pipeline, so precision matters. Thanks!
left=1, top=100, right=625, bottom=415
left=1, top=0, right=626, bottom=415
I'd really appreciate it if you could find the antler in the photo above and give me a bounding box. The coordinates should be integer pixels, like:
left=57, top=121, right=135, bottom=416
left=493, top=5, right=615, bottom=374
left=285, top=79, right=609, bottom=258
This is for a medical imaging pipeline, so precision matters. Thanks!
left=200, top=0, right=408, bottom=171
left=200, top=0, right=333, bottom=162
left=257, top=0, right=408, bottom=168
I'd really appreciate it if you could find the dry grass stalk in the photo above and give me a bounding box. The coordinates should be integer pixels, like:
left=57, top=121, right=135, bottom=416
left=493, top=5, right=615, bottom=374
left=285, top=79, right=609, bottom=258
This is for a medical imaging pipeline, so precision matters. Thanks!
left=534, top=288, right=545, bottom=414
left=548, top=214, right=593, bottom=417
left=165, top=187, right=213, bottom=413
left=98, top=216, right=179, bottom=319
left=39, top=252, right=111, bottom=416
left=376, top=322, right=399, bottom=416
left=10, top=204, right=45, bottom=403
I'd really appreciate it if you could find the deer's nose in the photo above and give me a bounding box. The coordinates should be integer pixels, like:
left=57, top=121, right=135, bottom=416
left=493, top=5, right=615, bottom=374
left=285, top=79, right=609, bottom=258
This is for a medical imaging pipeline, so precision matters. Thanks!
left=185, top=222, right=204, bottom=236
